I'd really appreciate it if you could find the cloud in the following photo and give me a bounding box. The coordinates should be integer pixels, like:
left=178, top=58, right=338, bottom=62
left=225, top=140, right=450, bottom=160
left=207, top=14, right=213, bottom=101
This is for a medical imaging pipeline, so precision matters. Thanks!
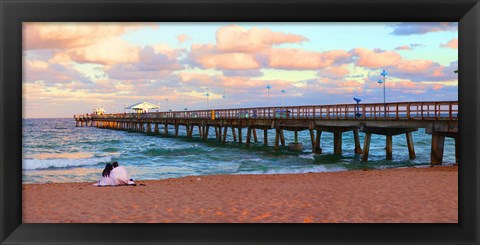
left=440, top=38, right=458, bottom=49
left=365, top=79, right=446, bottom=93
left=24, top=59, right=93, bottom=85
left=317, top=65, right=350, bottom=79
left=222, top=69, right=264, bottom=77
left=394, top=43, right=423, bottom=51
left=389, top=22, right=457, bottom=36
left=395, top=45, right=412, bottom=51
left=188, top=43, right=262, bottom=70
left=187, top=25, right=312, bottom=71
left=106, top=46, right=183, bottom=80
left=176, top=34, right=192, bottom=44
left=390, top=60, right=457, bottom=82
left=23, top=22, right=152, bottom=50
left=351, top=48, right=402, bottom=68
left=216, top=25, right=307, bottom=52
left=68, top=37, right=141, bottom=65
left=267, top=49, right=351, bottom=70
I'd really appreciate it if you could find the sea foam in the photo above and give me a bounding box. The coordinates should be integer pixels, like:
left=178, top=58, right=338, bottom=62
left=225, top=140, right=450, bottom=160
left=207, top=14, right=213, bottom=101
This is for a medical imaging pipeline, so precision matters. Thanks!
left=23, top=156, right=112, bottom=170
left=236, top=165, right=347, bottom=175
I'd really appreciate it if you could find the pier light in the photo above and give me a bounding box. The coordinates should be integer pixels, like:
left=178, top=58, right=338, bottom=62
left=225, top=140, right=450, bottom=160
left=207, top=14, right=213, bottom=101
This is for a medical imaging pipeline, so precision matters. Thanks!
left=206, top=88, right=210, bottom=109
left=377, top=69, right=388, bottom=117
left=281, top=89, right=286, bottom=108
left=266, top=84, right=272, bottom=104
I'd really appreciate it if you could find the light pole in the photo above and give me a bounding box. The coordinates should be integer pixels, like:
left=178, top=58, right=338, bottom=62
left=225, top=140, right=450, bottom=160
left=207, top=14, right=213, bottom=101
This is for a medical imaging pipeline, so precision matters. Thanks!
left=378, top=69, right=388, bottom=117
left=165, top=98, right=169, bottom=112
left=281, top=89, right=286, bottom=108
left=266, top=84, right=271, bottom=104
left=206, top=88, right=210, bottom=109
left=123, top=104, right=126, bottom=113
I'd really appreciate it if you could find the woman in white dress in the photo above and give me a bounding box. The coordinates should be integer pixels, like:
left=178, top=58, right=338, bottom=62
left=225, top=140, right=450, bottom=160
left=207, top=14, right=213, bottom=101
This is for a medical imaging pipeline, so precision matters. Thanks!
left=94, top=163, right=116, bottom=186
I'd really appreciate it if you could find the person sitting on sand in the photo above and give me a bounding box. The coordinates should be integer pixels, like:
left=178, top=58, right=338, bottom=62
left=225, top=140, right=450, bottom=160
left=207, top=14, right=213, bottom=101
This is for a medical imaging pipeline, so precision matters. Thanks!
left=94, top=163, right=116, bottom=186
left=111, top=161, right=133, bottom=185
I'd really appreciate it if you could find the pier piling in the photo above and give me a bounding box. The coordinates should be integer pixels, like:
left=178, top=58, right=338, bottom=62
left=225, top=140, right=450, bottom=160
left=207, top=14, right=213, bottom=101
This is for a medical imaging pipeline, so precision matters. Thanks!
left=232, top=127, right=237, bottom=142
left=315, top=130, right=322, bottom=154
left=431, top=134, right=445, bottom=165
left=264, top=129, right=268, bottom=146
left=386, top=135, right=393, bottom=160
left=362, top=133, right=372, bottom=162
left=353, top=129, right=363, bottom=154
left=406, top=132, right=416, bottom=159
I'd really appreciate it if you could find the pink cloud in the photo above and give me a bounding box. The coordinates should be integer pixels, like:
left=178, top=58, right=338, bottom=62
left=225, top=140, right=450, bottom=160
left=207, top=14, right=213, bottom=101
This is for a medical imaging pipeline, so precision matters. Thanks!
left=394, top=45, right=412, bottom=51
left=216, top=25, right=307, bottom=52
left=189, top=44, right=261, bottom=70
left=365, top=79, right=445, bottom=92
left=105, top=45, right=183, bottom=80
left=388, top=60, right=457, bottom=82
left=176, top=34, right=192, bottom=44
left=267, top=49, right=351, bottom=70
left=440, top=38, right=458, bottom=49
left=68, top=37, right=140, bottom=65
left=178, top=72, right=291, bottom=90
left=318, top=65, right=350, bottom=79
left=351, top=48, right=402, bottom=68
left=23, top=23, right=150, bottom=50
left=396, top=60, right=436, bottom=73
left=24, top=59, right=92, bottom=84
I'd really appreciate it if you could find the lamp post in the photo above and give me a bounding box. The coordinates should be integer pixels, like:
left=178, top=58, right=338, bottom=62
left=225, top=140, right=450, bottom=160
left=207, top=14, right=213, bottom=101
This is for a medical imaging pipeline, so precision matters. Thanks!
left=266, top=84, right=271, bottom=104
left=281, top=89, right=286, bottom=108
left=123, top=104, right=126, bottom=113
left=165, top=98, right=169, bottom=112
left=206, top=88, right=210, bottom=109
left=378, top=69, right=388, bottom=117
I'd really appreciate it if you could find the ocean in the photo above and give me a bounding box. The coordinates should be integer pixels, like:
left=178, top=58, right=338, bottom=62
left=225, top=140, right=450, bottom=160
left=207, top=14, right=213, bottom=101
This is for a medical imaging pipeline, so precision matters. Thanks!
left=22, top=118, right=456, bottom=184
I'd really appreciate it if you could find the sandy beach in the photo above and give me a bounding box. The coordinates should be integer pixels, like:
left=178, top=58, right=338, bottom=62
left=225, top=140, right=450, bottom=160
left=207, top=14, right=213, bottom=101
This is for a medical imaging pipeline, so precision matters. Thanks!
left=23, top=165, right=458, bottom=223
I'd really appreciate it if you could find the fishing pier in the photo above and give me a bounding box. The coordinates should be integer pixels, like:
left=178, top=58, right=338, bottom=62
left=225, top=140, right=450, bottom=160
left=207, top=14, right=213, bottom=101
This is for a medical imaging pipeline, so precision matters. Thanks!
left=74, top=101, right=458, bottom=165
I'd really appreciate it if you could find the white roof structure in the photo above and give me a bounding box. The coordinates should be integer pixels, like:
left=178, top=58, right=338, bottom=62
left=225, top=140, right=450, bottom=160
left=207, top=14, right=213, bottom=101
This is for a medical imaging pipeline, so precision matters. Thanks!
left=92, top=107, right=106, bottom=113
left=125, top=102, right=159, bottom=112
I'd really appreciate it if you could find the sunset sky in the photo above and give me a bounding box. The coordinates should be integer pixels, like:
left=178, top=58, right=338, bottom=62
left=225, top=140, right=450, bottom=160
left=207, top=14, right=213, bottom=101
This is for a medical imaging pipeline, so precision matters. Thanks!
left=23, top=22, right=458, bottom=118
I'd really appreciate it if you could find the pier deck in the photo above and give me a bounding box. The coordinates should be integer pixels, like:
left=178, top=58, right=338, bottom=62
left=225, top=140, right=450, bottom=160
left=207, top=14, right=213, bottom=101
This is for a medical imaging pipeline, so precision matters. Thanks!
left=74, top=101, right=458, bottom=165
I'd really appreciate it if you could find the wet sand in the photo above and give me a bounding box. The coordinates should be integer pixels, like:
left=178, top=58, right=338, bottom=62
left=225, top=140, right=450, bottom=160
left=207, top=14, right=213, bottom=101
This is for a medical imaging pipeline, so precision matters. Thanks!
left=23, top=165, right=458, bottom=223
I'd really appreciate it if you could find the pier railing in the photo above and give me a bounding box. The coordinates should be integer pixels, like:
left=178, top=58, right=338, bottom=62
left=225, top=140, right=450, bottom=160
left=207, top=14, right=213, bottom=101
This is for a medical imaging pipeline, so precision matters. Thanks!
left=74, top=101, right=458, bottom=121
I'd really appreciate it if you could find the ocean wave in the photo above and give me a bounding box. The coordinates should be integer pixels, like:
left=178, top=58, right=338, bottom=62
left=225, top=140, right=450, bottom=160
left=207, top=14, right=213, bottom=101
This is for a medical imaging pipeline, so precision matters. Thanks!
left=235, top=165, right=347, bottom=175
left=143, top=146, right=207, bottom=156
left=23, top=156, right=112, bottom=170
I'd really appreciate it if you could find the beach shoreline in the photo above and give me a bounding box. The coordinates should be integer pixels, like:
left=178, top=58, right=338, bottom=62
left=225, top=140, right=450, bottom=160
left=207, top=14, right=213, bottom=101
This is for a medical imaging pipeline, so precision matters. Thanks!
left=23, top=165, right=458, bottom=223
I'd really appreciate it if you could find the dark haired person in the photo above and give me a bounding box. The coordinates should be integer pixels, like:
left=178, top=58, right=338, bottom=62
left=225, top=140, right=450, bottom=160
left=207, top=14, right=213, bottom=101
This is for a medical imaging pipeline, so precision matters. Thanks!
left=111, top=161, right=131, bottom=185
left=94, top=163, right=116, bottom=186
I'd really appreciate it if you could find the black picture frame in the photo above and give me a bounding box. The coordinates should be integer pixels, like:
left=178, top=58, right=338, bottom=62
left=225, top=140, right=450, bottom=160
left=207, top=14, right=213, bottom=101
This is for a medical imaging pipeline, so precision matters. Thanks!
left=1, top=0, right=479, bottom=244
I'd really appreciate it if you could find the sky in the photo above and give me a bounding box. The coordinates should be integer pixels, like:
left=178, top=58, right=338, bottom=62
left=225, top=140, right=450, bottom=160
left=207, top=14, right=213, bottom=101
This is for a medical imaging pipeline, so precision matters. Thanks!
left=23, top=22, right=458, bottom=118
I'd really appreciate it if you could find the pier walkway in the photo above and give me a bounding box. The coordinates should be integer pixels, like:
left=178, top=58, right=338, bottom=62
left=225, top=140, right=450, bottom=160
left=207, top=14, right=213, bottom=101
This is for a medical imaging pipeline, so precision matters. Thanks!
left=74, top=101, right=458, bottom=165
